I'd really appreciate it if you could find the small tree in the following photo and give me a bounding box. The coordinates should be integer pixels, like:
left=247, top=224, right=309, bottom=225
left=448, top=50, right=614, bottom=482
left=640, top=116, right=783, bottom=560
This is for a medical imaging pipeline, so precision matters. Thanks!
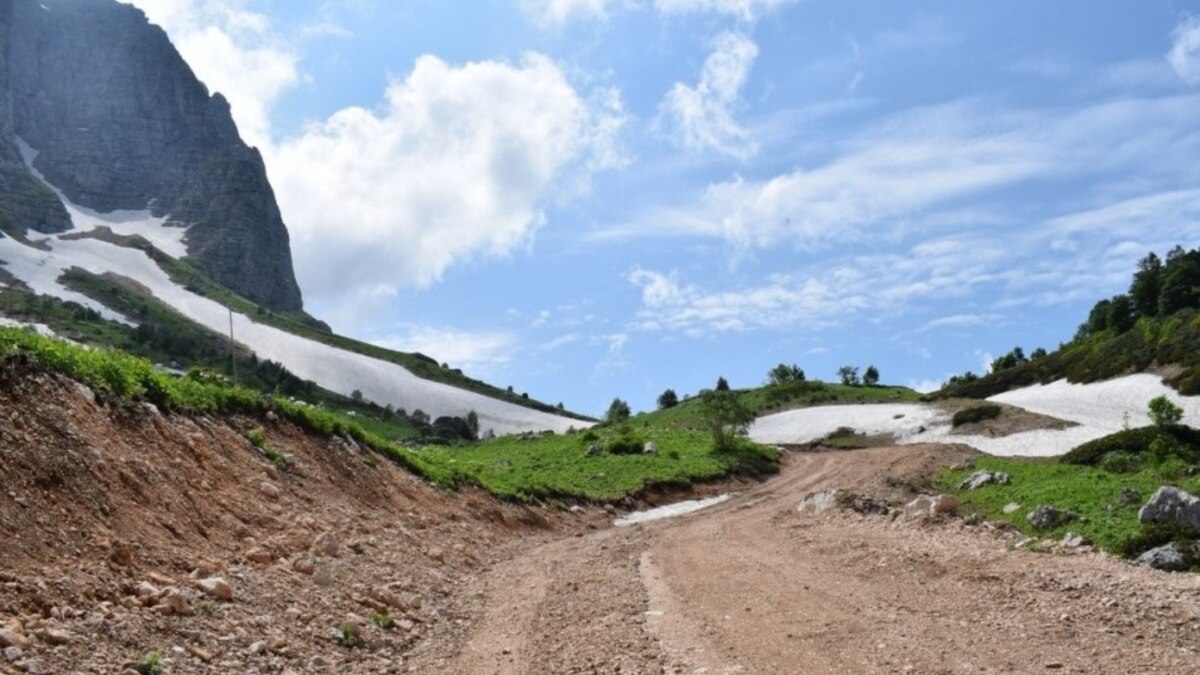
left=411, top=409, right=430, bottom=425
left=862, top=365, right=880, bottom=386
left=715, top=376, right=730, bottom=392
left=837, top=366, right=859, bottom=386
left=466, top=411, right=480, bottom=438
left=350, top=389, right=363, bottom=402
left=768, top=363, right=805, bottom=385
left=1148, top=396, right=1184, bottom=428
left=700, top=390, right=754, bottom=452
left=657, top=388, right=679, bottom=409
left=606, top=398, right=631, bottom=424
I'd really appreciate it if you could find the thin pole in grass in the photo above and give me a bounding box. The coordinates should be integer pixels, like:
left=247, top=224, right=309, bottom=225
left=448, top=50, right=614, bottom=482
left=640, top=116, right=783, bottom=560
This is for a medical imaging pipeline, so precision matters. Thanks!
left=228, top=307, right=237, bottom=386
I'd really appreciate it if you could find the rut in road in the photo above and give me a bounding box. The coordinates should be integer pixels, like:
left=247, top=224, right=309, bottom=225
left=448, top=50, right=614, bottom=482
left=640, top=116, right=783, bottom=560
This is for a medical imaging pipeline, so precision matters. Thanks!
left=408, top=445, right=1200, bottom=674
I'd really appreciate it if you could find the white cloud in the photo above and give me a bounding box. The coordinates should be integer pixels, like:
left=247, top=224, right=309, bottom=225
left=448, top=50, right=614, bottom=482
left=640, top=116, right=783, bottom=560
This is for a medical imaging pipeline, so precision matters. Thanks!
left=660, top=31, right=759, bottom=159
left=610, top=95, right=1200, bottom=250
left=654, top=0, right=796, bottom=21
left=269, top=52, right=627, bottom=306
left=124, top=0, right=299, bottom=148
left=908, top=378, right=944, bottom=394
left=374, top=326, right=515, bottom=373
left=1168, top=16, right=1200, bottom=85
left=921, top=314, right=998, bottom=331
left=521, top=0, right=611, bottom=27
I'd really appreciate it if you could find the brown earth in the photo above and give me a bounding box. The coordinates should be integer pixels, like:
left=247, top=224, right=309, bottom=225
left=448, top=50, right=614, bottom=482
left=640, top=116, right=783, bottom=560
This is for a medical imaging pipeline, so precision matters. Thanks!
left=3, top=367, right=1200, bottom=674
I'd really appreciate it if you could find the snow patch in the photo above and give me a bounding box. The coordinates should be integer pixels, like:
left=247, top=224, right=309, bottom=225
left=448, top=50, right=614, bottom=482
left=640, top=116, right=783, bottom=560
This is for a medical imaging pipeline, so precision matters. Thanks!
left=0, top=317, right=56, bottom=337
left=0, top=170, right=586, bottom=435
left=749, top=375, right=1200, bottom=457
left=614, top=494, right=730, bottom=527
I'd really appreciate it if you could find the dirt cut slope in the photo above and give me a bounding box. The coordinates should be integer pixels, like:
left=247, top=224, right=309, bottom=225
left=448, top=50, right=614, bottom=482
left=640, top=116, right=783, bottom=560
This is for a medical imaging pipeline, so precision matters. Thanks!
left=0, top=362, right=593, bottom=674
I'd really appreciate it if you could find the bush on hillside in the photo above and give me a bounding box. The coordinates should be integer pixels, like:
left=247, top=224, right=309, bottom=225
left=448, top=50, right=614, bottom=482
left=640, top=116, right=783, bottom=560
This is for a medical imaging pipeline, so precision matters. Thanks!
left=1062, top=425, right=1200, bottom=466
left=606, top=424, right=646, bottom=455
left=951, top=404, right=1002, bottom=427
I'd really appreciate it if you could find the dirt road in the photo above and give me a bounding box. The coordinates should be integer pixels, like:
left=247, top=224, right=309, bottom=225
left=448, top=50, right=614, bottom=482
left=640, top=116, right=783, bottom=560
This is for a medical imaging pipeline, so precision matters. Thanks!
left=410, top=445, right=1200, bottom=674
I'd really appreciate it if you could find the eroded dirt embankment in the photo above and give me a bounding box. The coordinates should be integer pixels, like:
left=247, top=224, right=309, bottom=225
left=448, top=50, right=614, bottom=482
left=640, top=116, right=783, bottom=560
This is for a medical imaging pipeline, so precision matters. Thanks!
left=0, top=365, right=594, bottom=674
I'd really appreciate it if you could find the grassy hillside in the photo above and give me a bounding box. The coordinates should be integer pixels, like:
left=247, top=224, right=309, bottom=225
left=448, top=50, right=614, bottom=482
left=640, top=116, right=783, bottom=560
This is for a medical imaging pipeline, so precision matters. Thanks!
left=641, top=379, right=920, bottom=430
left=939, top=246, right=1200, bottom=399
left=939, top=310, right=1200, bottom=399
left=0, top=325, right=776, bottom=503
left=62, top=228, right=593, bottom=421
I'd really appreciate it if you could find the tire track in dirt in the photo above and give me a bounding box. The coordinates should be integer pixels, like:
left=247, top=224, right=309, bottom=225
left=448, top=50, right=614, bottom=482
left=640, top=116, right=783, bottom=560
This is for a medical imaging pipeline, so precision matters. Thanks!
left=413, top=445, right=1200, bottom=674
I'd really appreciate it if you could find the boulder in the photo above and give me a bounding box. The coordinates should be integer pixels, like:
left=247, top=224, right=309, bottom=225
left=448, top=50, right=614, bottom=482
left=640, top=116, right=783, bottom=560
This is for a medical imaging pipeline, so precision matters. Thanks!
left=293, top=557, right=316, bottom=576
left=903, top=496, right=934, bottom=518
left=1002, top=502, right=1022, bottom=514
left=643, top=441, right=659, bottom=455
left=312, top=531, right=340, bottom=557
left=1136, top=543, right=1189, bottom=572
left=246, top=548, right=274, bottom=565
left=197, top=577, right=234, bottom=601
left=0, top=629, right=27, bottom=650
left=1027, top=505, right=1077, bottom=530
left=1139, top=486, right=1200, bottom=531
left=799, top=489, right=890, bottom=516
left=1060, top=532, right=1091, bottom=548
left=957, top=470, right=1011, bottom=491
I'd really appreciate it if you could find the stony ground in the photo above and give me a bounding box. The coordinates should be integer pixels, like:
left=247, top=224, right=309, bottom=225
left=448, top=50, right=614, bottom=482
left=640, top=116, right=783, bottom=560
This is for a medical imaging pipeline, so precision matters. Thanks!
left=3, top=368, right=1200, bottom=674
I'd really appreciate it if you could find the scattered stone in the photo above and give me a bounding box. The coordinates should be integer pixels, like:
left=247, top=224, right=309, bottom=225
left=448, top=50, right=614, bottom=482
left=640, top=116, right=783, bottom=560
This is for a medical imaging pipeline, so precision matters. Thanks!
left=1060, top=532, right=1091, bottom=548
left=1136, top=543, right=1189, bottom=572
left=643, top=441, right=659, bottom=455
left=313, top=567, right=334, bottom=587
left=3, top=647, right=21, bottom=663
left=1118, top=488, right=1141, bottom=506
left=259, top=482, right=281, bottom=501
left=1027, top=505, right=1077, bottom=530
left=1002, top=502, right=1021, bottom=515
left=426, top=547, right=445, bottom=563
left=930, top=494, right=958, bottom=516
left=799, top=489, right=890, bottom=515
left=293, top=557, right=316, bottom=576
left=1139, top=486, right=1200, bottom=530
left=0, top=630, right=28, bottom=650
left=159, top=590, right=193, bottom=616
left=246, top=548, right=274, bottom=565
left=902, top=494, right=957, bottom=518
left=198, top=577, right=234, bottom=601
left=312, top=531, right=340, bottom=557
left=33, top=628, right=70, bottom=646
left=957, top=470, right=1011, bottom=491
left=584, top=444, right=602, bottom=457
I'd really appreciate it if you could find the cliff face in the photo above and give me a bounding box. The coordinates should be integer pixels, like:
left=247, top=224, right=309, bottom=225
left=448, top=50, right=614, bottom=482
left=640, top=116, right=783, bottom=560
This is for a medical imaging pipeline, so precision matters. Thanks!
left=0, top=0, right=72, bottom=236
left=2, top=0, right=303, bottom=312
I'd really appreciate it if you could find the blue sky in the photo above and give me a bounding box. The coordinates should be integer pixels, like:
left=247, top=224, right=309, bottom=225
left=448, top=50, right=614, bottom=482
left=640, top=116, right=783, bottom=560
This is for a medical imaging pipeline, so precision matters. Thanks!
left=126, top=0, right=1200, bottom=416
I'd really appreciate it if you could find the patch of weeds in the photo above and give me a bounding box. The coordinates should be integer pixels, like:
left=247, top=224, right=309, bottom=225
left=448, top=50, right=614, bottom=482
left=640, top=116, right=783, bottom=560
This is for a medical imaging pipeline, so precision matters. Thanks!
left=196, top=599, right=217, bottom=617
left=136, top=651, right=166, bottom=675
left=952, top=404, right=1002, bottom=427
left=371, top=612, right=395, bottom=630
left=244, top=428, right=288, bottom=470
left=338, top=625, right=361, bottom=649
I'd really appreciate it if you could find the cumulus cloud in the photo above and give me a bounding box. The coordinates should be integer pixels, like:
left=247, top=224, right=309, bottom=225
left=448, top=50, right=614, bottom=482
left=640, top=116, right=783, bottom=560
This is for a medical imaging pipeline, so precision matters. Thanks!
left=269, top=52, right=627, bottom=306
left=660, top=31, right=759, bottom=159
left=124, top=0, right=299, bottom=148
left=521, top=0, right=612, bottom=27
left=655, top=0, right=796, bottom=21
left=1168, top=16, right=1200, bottom=85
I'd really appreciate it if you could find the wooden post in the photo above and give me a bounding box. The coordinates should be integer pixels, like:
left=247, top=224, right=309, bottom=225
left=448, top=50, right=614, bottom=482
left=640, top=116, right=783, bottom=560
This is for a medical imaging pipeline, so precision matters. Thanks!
left=229, top=308, right=237, bottom=385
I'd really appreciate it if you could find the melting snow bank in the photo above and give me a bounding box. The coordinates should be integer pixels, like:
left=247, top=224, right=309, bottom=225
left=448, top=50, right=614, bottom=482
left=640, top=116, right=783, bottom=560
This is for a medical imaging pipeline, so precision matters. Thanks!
left=0, top=149, right=587, bottom=435
left=614, top=495, right=730, bottom=527
left=749, top=375, right=1200, bottom=457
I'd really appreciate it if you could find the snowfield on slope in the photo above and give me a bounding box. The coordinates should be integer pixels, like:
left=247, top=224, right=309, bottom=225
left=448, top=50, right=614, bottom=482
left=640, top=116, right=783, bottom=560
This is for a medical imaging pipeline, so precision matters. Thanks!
left=750, top=374, right=1200, bottom=457
left=0, top=152, right=586, bottom=435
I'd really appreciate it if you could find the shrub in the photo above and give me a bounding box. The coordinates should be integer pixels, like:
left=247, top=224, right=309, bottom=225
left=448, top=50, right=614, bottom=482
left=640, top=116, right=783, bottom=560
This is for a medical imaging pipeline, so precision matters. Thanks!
left=1149, top=396, right=1184, bottom=428
left=1063, top=425, right=1200, bottom=466
left=605, top=398, right=631, bottom=424
left=951, top=404, right=1002, bottom=427
left=136, top=652, right=165, bottom=675
left=371, top=612, right=395, bottom=630
left=657, top=389, right=679, bottom=409
left=768, top=364, right=805, bottom=385
left=1098, top=451, right=1145, bottom=474
left=606, top=424, right=645, bottom=455
left=837, top=366, right=859, bottom=386
left=715, top=377, right=730, bottom=392
left=862, top=365, right=880, bottom=386
left=700, top=390, right=754, bottom=452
